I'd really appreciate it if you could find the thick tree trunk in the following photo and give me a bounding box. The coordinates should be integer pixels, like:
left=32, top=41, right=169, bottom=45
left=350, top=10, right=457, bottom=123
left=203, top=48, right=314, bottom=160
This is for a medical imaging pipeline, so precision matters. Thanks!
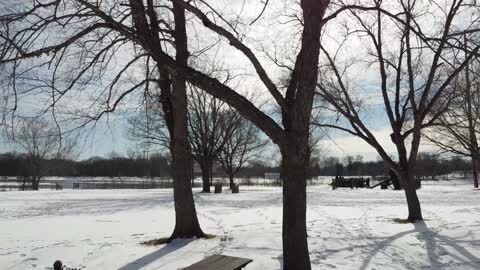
left=389, top=170, right=402, bottom=190
left=167, top=68, right=205, bottom=238
left=21, top=177, right=28, bottom=191
left=168, top=1, right=205, bottom=240
left=464, top=34, right=478, bottom=189
left=168, top=103, right=205, bottom=236
left=191, top=166, right=195, bottom=188
left=400, top=171, right=423, bottom=222
left=229, top=173, right=235, bottom=189
left=472, top=156, right=479, bottom=188
left=281, top=140, right=311, bottom=270
left=170, top=140, right=205, bottom=238
left=200, top=163, right=211, bottom=193
left=158, top=67, right=205, bottom=239
left=32, top=176, right=40, bottom=191
left=210, top=165, right=213, bottom=187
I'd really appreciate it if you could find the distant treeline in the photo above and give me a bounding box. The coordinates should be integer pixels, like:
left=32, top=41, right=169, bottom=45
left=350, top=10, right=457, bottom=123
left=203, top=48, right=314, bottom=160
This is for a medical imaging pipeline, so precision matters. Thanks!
left=316, top=153, right=472, bottom=178
left=0, top=152, right=171, bottom=178
left=0, top=152, right=280, bottom=179
left=0, top=152, right=472, bottom=179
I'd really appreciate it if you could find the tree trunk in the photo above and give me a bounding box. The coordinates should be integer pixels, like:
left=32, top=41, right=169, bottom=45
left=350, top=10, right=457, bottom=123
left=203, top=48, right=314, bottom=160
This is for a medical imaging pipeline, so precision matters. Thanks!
left=167, top=67, right=205, bottom=238
left=390, top=170, right=402, bottom=190
left=32, top=176, right=40, bottom=191
left=229, top=173, right=235, bottom=189
left=210, top=165, right=213, bottom=187
left=399, top=171, right=423, bottom=222
left=21, top=177, right=27, bottom=191
left=200, top=163, right=211, bottom=193
left=281, top=140, right=311, bottom=270
left=472, top=156, right=479, bottom=188
left=464, top=34, right=478, bottom=189
left=168, top=1, right=205, bottom=239
left=158, top=66, right=205, bottom=239
left=191, top=173, right=195, bottom=188
left=170, top=139, right=205, bottom=238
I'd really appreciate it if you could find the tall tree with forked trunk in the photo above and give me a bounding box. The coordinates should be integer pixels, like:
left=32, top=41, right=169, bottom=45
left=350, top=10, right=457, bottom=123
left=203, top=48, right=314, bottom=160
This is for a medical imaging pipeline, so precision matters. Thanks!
left=0, top=0, right=337, bottom=268
left=315, top=0, right=480, bottom=221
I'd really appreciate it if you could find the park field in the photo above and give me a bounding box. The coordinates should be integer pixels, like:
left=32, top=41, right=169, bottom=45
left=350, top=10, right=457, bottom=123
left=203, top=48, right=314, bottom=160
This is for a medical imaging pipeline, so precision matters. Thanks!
left=0, top=181, right=479, bottom=269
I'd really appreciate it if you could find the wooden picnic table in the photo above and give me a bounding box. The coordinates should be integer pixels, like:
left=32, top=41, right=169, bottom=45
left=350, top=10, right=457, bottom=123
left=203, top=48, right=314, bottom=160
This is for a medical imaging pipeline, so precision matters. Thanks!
left=183, top=254, right=252, bottom=270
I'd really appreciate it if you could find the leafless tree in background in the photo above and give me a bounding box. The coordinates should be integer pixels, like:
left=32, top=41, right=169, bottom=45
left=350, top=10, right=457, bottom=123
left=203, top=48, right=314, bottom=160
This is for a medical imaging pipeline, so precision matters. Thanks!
left=315, top=0, right=480, bottom=221
left=7, top=117, right=76, bottom=190
left=0, top=0, right=438, bottom=267
left=0, top=0, right=206, bottom=241
left=127, top=94, right=170, bottom=153
left=187, top=86, right=243, bottom=192
left=127, top=85, right=254, bottom=193
left=218, top=115, right=267, bottom=190
left=425, top=58, right=480, bottom=188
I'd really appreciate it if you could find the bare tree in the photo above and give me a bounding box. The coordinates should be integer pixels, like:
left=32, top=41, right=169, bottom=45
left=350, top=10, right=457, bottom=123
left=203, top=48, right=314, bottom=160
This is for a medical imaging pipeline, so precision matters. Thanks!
left=8, top=117, right=75, bottom=190
left=127, top=94, right=170, bottom=153
left=0, top=0, right=206, bottom=240
left=425, top=57, right=480, bottom=188
left=187, top=86, right=243, bottom=192
left=0, top=0, right=334, bottom=267
left=157, top=1, right=206, bottom=239
left=128, top=85, right=246, bottom=193
left=218, top=115, right=267, bottom=190
left=315, top=0, right=480, bottom=221
left=171, top=3, right=331, bottom=267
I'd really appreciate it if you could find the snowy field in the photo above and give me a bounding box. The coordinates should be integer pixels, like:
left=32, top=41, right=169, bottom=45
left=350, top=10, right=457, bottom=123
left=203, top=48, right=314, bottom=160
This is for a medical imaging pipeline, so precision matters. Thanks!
left=0, top=181, right=479, bottom=270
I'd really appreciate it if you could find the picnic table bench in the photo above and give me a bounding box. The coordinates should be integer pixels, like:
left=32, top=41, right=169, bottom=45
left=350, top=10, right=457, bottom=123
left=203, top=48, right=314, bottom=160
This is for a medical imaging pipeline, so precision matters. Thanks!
left=184, top=254, right=252, bottom=270
left=331, top=177, right=370, bottom=189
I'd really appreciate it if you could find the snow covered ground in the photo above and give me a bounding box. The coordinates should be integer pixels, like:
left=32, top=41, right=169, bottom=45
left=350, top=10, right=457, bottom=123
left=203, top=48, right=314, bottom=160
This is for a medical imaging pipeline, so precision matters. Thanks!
left=0, top=181, right=479, bottom=270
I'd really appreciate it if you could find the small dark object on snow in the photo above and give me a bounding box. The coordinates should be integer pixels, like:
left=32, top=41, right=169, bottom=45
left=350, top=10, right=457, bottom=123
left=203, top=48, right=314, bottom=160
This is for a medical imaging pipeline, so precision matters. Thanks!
left=381, top=182, right=389, bottom=189
left=335, top=163, right=344, bottom=179
left=53, top=260, right=63, bottom=270
left=184, top=254, right=252, bottom=270
left=214, top=183, right=222, bottom=193
left=331, top=177, right=370, bottom=190
left=232, top=184, right=239, bottom=194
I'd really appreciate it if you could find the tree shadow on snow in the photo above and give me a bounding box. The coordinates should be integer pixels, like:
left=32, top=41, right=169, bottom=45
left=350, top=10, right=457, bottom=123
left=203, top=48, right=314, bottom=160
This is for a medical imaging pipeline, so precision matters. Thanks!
left=359, top=221, right=480, bottom=270
left=414, top=222, right=480, bottom=269
left=118, top=239, right=192, bottom=270
left=358, top=228, right=417, bottom=270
